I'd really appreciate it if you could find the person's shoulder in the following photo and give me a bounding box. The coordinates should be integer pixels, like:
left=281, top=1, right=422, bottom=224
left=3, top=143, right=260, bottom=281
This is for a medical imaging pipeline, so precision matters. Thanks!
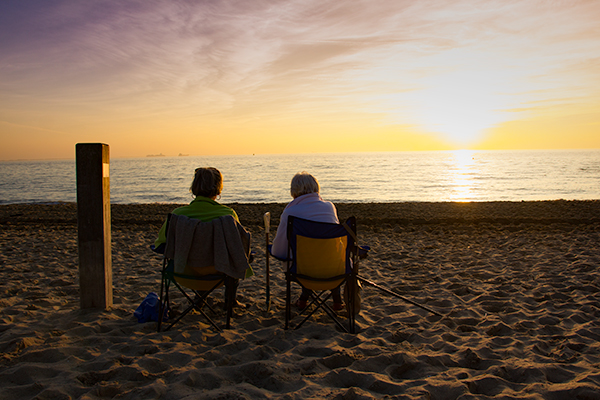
left=227, top=207, right=238, bottom=217
left=172, top=204, right=191, bottom=215
left=218, top=202, right=235, bottom=213
left=219, top=204, right=238, bottom=221
left=321, top=198, right=336, bottom=209
left=324, top=200, right=338, bottom=218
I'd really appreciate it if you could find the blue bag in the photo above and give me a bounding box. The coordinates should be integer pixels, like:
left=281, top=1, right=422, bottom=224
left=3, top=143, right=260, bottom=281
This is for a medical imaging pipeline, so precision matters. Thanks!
left=134, top=292, right=168, bottom=323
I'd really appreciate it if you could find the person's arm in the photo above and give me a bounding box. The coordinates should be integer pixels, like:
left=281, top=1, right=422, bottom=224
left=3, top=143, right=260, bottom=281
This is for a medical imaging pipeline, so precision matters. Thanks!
left=270, top=211, right=289, bottom=259
left=150, top=219, right=168, bottom=253
left=154, top=220, right=167, bottom=248
left=330, top=202, right=339, bottom=223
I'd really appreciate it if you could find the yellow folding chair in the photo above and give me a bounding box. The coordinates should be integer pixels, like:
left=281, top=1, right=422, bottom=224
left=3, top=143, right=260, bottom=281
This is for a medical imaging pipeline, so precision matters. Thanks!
left=284, top=216, right=359, bottom=333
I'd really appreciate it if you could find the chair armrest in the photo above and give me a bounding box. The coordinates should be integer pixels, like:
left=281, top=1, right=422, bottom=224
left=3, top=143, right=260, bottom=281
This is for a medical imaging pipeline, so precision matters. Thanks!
left=358, top=245, right=370, bottom=259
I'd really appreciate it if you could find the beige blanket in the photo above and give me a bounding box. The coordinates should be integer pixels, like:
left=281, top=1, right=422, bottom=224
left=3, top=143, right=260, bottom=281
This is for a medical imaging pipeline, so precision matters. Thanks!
left=164, top=214, right=252, bottom=279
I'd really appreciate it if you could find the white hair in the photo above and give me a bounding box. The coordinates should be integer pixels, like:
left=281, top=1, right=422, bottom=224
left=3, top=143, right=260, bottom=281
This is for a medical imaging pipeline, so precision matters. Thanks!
left=290, top=172, right=320, bottom=198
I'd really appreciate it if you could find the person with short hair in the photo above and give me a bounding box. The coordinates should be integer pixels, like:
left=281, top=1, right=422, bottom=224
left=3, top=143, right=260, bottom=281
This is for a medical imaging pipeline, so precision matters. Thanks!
left=153, top=167, right=248, bottom=307
left=271, top=171, right=343, bottom=310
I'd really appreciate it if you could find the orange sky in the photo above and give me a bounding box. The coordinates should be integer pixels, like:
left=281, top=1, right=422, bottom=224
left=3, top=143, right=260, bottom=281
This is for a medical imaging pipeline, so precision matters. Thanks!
left=1, top=1, right=599, bottom=160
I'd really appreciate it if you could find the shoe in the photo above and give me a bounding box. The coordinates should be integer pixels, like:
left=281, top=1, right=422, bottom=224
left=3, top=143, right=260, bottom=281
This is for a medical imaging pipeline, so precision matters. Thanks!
left=296, top=299, right=307, bottom=311
left=332, top=302, right=344, bottom=311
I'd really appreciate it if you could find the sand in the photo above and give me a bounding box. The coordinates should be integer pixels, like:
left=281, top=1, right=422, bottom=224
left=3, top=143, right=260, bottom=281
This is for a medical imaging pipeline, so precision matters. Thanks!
left=1, top=201, right=600, bottom=400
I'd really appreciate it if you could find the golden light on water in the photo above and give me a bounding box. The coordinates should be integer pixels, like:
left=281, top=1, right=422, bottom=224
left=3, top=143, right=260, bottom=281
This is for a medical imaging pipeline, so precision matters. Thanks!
left=446, top=150, right=479, bottom=201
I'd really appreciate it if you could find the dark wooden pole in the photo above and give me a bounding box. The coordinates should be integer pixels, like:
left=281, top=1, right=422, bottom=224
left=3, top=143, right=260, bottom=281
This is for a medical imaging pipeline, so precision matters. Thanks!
left=76, top=143, right=113, bottom=309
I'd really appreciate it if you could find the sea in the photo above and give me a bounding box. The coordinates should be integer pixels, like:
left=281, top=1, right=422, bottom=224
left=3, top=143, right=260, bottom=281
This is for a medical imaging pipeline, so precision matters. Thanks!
left=1, top=150, right=599, bottom=205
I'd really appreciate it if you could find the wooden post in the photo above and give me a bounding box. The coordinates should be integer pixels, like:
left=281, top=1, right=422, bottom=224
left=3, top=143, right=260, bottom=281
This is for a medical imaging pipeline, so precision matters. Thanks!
left=76, top=143, right=113, bottom=309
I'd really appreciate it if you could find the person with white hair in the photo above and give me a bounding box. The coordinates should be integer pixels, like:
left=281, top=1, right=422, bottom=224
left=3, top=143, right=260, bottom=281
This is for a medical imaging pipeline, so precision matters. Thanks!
left=271, top=171, right=342, bottom=311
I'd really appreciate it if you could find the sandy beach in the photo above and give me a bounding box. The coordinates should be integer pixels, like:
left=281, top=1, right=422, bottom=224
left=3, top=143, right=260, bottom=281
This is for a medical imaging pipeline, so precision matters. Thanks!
left=1, top=201, right=600, bottom=400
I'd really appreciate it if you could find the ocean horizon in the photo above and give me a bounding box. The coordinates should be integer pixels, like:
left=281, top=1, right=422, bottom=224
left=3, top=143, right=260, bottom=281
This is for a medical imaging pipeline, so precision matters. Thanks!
left=1, top=149, right=599, bottom=205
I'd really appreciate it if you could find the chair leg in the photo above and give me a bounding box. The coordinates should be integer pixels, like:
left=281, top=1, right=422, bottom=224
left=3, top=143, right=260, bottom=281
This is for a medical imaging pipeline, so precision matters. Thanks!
left=225, top=277, right=236, bottom=330
left=162, top=279, right=224, bottom=332
left=347, top=278, right=356, bottom=334
left=157, top=275, right=168, bottom=332
left=292, top=289, right=350, bottom=333
left=295, top=291, right=329, bottom=329
left=193, top=290, right=222, bottom=332
left=285, top=274, right=291, bottom=330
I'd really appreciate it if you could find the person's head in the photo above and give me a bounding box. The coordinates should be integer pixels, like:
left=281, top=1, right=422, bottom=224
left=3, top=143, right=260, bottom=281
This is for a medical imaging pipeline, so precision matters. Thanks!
left=290, top=171, right=320, bottom=199
left=190, top=167, right=223, bottom=199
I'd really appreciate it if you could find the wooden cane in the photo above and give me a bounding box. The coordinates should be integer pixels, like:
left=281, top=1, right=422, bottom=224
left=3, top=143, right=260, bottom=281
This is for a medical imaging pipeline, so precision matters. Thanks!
left=263, top=212, right=271, bottom=312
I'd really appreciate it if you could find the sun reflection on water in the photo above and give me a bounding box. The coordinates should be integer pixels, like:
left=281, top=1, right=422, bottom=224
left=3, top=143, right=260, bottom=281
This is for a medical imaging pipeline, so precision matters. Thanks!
left=446, top=149, right=480, bottom=201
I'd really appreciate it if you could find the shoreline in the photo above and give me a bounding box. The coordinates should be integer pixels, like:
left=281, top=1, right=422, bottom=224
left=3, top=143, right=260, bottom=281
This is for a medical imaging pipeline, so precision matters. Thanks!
left=2, top=199, right=600, bottom=227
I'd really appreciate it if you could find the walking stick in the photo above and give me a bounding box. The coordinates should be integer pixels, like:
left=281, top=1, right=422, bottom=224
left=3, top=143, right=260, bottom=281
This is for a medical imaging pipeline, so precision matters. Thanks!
left=357, top=276, right=442, bottom=317
left=263, top=212, right=271, bottom=312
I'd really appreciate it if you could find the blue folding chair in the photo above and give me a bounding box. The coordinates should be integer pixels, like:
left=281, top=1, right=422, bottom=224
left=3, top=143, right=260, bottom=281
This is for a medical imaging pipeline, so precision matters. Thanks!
left=284, top=216, right=360, bottom=333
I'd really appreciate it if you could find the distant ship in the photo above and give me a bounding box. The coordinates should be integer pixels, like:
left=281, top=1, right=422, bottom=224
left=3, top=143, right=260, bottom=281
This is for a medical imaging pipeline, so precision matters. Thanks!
left=178, top=153, right=189, bottom=156
left=146, top=153, right=166, bottom=157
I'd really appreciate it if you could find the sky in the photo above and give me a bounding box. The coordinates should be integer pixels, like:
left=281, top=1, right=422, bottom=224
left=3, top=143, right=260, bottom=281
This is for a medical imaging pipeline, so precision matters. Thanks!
left=1, top=0, right=599, bottom=160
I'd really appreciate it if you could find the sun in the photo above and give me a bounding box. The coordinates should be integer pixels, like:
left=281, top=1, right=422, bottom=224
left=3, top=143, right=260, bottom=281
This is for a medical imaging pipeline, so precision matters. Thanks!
left=415, top=71, right=515, bottom=147
left=403, top=50, right=520, bottom=148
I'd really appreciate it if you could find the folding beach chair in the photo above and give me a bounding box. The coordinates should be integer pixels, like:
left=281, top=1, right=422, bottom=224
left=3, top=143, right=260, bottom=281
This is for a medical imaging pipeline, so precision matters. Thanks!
left=156, top=214, right=252, bottom=332
left=284, top=215, right=360, bottom=333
